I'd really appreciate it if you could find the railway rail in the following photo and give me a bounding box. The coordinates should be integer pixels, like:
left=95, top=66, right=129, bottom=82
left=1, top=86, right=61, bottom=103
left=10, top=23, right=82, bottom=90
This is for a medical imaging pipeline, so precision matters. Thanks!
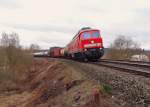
left=101, top=59, right=150, bottom=65
left=91, top=59, right=150, bottom=77
left=100, top=59, right=150, bottom=68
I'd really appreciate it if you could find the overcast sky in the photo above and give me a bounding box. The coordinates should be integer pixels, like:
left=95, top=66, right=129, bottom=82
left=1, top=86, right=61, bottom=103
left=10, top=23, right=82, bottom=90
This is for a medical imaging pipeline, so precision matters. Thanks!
left=0, top=0, right=150, bottom=49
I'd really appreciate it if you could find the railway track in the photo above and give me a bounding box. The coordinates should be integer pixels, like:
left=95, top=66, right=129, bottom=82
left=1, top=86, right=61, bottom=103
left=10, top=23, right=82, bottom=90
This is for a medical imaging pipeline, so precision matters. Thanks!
left=91, top=59, right=150, bottom=77
left=101, top=59, right=150, bottom=65
left=38, top=57, right=150, bottom=77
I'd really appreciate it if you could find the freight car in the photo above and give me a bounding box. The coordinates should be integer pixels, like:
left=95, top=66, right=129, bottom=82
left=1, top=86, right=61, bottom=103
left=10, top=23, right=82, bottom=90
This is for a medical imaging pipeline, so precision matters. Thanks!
left=65, top=27, right=104, bottom=61
left=49, top=47, right=62, bottom=57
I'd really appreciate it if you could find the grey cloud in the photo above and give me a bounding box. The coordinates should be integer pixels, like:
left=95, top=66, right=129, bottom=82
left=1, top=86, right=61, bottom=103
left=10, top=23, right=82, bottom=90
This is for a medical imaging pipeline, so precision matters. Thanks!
left=12, top=23, right=150, bottom=49
left=0, top=0, right=20, bottom=8
left=79, top=6, right=106, bottom=13
left=5, top=23, right=75, bottom=34
left=102, top=24, right=150, bottom=49
left=135, top=8, right=150, bottom=19
left=136, top=8, right=150, bottom=15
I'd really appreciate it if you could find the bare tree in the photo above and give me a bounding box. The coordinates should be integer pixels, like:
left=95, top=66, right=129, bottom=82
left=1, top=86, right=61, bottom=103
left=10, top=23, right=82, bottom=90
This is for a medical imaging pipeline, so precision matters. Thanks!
left=111, top=36, right=140, bottom=50
left=0, top=32, right=20, bottom=48
left=0, top=32, right=9, bottom=47
left=106, top=35, right=142, bottom=60
left=29, top=44, right=40, bottom=52
left=9, top=32, right=20, bottom=48
left=0, top=32, right=20, bottom=70
left=0, top=32, right=34, bottom=82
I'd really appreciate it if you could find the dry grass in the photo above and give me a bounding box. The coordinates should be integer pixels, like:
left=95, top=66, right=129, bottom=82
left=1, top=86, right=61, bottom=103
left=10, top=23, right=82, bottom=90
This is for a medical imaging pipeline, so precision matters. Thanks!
left=0, top=46, right=33, bottom=92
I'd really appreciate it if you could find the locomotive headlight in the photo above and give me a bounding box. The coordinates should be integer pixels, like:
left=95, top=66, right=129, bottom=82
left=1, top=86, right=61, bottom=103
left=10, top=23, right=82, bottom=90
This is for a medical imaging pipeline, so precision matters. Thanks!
left=84, top=49, right=87, bottom=51
left=91, top=40, right=94, bottom=44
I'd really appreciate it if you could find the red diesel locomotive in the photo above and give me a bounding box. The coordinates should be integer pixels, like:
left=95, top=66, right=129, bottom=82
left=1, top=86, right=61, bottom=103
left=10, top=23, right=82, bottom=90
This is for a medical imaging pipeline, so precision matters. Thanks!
left=49, top=27, right=104, bottom=61
left=65, top=27, right=104, bottom=60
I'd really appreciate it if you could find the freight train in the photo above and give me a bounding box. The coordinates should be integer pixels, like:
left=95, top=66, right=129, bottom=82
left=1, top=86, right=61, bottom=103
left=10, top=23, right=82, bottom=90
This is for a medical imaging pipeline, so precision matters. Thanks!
left=49, top=27, right=104, bottom=61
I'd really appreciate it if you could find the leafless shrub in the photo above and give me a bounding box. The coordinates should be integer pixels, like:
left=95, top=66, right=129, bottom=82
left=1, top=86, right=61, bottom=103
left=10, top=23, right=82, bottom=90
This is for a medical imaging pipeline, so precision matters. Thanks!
left=105, top=35, right=142, bottom=60
left=29, top=44, right=40, bottom=52
left=0, top=32, right=33, bottom=83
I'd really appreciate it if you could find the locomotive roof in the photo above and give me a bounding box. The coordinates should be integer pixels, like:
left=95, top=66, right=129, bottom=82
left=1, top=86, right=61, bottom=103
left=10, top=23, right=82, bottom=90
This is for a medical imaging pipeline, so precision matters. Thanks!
left=79, top=28, right=100, bottom=34
left=67, top=28, right=100, bottom=46
left=72, top=28, right=100, bottom=39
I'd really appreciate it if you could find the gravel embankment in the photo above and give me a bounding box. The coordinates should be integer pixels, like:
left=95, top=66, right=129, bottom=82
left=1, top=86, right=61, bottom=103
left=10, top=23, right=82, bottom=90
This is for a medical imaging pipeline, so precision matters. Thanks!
left=62, top=59, right=150, bottom=107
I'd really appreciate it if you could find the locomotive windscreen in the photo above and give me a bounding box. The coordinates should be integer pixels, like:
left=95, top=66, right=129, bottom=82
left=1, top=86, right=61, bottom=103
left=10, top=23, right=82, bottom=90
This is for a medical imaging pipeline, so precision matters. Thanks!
left=92, top=31, right=100, bottom=38
left=81, top=31, right=100, bottom=39
left=82, top=32, right=90, bottom=39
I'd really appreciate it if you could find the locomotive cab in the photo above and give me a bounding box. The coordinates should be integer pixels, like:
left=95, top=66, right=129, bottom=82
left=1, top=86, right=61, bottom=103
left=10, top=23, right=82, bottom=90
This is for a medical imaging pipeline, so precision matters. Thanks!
left=79, top=30, right=104, bottom=60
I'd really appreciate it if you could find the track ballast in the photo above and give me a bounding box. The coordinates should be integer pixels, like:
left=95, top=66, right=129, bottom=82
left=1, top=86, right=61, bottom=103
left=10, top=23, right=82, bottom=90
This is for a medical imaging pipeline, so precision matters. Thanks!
left=90, top=59, right=150, bottom=77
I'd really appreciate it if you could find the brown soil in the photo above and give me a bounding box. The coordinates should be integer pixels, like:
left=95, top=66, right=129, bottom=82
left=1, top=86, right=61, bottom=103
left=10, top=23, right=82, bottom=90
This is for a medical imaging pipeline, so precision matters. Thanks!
left=0, top=58, right=125, bottom=107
